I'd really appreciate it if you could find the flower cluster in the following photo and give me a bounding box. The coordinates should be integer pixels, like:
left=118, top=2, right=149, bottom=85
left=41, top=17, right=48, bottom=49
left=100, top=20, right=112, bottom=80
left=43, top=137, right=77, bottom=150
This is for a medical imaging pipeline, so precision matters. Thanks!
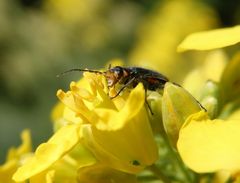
left=1, top=25, right=240, bottom=183
left=12, top=71, right=158, bottom=182
left=176, top=25, right=240, bottom=181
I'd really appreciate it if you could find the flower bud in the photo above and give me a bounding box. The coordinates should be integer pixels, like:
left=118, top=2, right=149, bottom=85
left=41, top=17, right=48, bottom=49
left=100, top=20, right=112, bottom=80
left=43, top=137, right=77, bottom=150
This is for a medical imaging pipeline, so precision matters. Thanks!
left=162, top=82, right=202, bottom=147
left=199, top=80, right=220, bottom=119
left=147, top=92, right=164, bottom=135
left=200, top=96, right=218, bottom=119
left=200, top=80, right=219, bottom=98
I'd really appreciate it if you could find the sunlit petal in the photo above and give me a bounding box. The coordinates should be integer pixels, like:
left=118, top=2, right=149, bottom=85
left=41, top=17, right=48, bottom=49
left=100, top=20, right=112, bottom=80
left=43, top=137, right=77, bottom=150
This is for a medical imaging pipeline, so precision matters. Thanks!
left=13, top=125, right=80, bottom=182
left=178, top=26, right=240, bottom=52
left=178, top=111, right=240, bottom=173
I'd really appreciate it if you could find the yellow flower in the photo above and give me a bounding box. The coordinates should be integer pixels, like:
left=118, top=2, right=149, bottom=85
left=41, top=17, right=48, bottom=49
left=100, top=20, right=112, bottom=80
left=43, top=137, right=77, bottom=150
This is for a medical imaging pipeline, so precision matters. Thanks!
left=13, top=125, right=82, bottom=182
left=177, top=111, right=240, bottom=173
left=13, top=124, right=97, bottom=182
left=0, top=130, right=32, bottom=183
left=13, top=71, right=158, bottom=182
left=57, top=73, right=158, bottom=173
left=176, top=25, right=240, bottom=176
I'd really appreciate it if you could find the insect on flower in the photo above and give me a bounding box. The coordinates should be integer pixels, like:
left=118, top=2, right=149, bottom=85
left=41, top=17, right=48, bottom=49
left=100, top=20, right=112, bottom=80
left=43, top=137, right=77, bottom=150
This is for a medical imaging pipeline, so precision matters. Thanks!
left=57, top=65, right=169, bottom=115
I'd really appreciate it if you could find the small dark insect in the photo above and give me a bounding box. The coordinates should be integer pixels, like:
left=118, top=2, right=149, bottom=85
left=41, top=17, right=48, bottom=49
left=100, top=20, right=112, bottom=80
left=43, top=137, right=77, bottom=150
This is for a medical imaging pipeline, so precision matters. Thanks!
left=57, top=65, right=169, bottom=115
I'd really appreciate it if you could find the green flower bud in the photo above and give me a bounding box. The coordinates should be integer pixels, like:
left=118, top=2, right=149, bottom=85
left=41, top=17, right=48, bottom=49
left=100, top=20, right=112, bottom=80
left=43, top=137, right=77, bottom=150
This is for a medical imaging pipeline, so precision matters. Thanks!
left=162, top=82, right=202, bottom=148
left=200, top=96, right=218, bottom=119
left=200, top=80, right=219, bottom=98
left=147, top=92, right=164, bottom=135
left=199, top=80, right=220, bottom=118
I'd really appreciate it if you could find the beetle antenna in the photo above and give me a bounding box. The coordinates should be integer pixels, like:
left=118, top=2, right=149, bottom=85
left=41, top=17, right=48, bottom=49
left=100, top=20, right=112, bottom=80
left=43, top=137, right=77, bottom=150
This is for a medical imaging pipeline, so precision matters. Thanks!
left=56, top=68, right=104, bottom=77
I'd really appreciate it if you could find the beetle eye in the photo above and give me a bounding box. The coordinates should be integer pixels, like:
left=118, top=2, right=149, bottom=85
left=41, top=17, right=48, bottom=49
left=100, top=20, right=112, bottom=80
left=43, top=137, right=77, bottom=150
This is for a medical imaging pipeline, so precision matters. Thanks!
left=114, top=68, right=123, bottom=79
left=115, top=69, right=120, bottom=74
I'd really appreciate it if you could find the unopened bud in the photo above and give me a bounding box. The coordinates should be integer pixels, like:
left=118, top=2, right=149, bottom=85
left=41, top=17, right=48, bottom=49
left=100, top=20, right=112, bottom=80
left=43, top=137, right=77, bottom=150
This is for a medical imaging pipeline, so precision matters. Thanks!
left=199, top=80, right=220, bottom=118
left=201, top=97, right=218, bottom=119
left=162, top=82, right=202, bottom=147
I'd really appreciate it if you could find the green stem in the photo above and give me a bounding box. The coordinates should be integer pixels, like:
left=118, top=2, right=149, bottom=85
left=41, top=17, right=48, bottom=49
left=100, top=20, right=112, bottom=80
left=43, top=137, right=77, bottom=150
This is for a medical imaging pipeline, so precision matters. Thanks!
left=149, top=164, right=172, bottom=183
left=162, top=133, right=194, bottom=183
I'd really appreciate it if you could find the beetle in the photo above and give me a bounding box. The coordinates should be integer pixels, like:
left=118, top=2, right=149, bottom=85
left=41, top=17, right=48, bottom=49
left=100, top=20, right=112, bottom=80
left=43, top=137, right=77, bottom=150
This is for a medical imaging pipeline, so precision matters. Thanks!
left=58, top=65, right=205, bottom=114
left=103, top=66, right=169, bottom=98
left=58, top=66, right=169, bottom=114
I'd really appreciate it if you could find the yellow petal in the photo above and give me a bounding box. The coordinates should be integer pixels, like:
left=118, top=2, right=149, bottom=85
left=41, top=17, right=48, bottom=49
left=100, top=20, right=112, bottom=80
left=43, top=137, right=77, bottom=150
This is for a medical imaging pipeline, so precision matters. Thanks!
left=0, top=160, right=19, bottom=183
left=29, top=169, right=52, bottom=183
left=49, top=155, right=94, bottom=183
left=46, top=170, right=55, bottom=183
left=80, top=84, right=158, bottom=173
left=93, top=83, right=145, bottom=130
left=13, top=125, right=80, bottom=182
left=63, top=107, right=83, bottom=124
left=178, top=25, right=240, bottom=52
left=29, top=153, right=96, bottom=183
left=119, top=83, right=146, bottom=122
left=80, top=125, right=145, bottom=174
left=51, top=102, right=65, bottom=122
left=92, top=107, right=157, bottom=170
left=77, top=163, right=138, bottom=183
left=57, top=89, right=94, bottom=122
left=70, top=81, right=95, bottom=102
left=178, top=111, right=240, bottom=173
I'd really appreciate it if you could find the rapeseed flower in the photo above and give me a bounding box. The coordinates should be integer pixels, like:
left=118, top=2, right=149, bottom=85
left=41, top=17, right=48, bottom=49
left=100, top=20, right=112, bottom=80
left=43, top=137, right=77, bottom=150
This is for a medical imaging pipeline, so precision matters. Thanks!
left=13, top=71, right=158, bottom=182
left=175, top=25, right=240, bottom=182
left=57, top=73, right=158, bottom=173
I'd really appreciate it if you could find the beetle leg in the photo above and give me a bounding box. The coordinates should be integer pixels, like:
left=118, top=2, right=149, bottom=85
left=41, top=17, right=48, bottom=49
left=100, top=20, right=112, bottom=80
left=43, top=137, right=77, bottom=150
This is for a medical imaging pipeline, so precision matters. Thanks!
left=144, top=88, right=154, bottom=115
left=138, top=78, right=154, bottom=115
left=110, top=77, right=136, bottom=99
